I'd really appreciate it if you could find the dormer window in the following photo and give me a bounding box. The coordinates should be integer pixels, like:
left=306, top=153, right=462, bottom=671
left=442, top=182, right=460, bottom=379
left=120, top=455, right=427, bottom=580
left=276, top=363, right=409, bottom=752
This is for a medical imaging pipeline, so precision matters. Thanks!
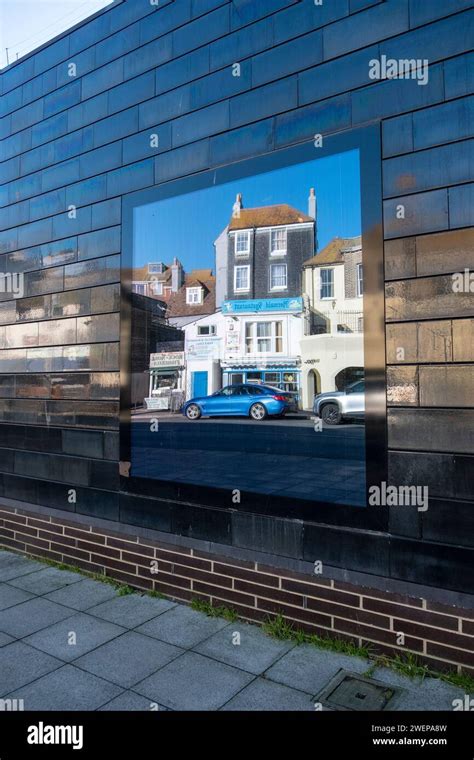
left=186, top=287, right=203, bottom=305
left=148, top=263, right=164, bottom=274
left=270, top=228, right=287, bottom=256
left=235, top=230, right=250, bottom=257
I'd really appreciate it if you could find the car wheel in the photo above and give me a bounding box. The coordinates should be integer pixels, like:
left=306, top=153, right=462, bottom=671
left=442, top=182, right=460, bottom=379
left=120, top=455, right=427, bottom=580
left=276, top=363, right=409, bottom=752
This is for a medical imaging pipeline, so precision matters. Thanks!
left=249, top=402, right=267, bottom=421
left=185, top=403, right=201, bottom=420
left=321, top=403, right=341, bottom=425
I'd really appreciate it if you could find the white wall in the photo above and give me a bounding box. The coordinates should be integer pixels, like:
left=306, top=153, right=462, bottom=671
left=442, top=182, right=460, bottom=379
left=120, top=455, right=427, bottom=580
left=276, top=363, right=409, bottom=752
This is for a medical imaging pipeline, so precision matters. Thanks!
left=223, top=312, right=303, bottom=363
left=304, top=263, right=363, bottom=325
left=183, top=312, right=226, bottom=398
left=299, top=332, right=364, bottom=407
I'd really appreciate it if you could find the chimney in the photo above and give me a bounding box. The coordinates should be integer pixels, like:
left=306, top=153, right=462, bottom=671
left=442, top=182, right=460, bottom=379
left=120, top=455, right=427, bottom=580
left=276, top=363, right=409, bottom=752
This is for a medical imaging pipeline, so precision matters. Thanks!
left=308, top=187, right=318, bottom=252
left=171, top=257, right=184, bottom=292
left=308, top=187, right=317, bottom=220
left=232, top=192, right=243, bottom=218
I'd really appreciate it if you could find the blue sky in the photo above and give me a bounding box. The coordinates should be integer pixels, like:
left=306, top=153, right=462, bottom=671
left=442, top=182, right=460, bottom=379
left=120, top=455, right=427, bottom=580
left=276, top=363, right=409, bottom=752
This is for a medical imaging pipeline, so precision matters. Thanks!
left=0, top=0, right=112, bottom=69
left=134, top=149, right=361, bottom=271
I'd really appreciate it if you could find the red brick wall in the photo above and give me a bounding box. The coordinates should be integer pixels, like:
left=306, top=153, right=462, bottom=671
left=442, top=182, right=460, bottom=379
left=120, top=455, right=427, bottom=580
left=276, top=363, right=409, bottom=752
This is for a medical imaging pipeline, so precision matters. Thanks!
left=1, top=503, right=472, bottom=676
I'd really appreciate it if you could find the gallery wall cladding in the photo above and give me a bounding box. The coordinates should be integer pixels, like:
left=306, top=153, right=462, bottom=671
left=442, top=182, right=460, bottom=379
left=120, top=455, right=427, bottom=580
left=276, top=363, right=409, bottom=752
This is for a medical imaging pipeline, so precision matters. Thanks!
left=0, top=0, right=473, bottom=605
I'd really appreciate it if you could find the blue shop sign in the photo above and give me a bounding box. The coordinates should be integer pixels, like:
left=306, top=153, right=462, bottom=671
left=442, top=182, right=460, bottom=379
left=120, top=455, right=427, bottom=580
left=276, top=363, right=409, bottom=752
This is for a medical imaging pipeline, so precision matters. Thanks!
left=222, top=297, right=303, bottom=314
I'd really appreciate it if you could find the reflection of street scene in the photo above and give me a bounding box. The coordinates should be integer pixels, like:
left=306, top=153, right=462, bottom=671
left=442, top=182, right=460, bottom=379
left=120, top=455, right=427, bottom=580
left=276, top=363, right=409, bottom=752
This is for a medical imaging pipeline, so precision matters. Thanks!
left=131, top=417, right=365, bottom=506
left=131, top=171, right=365, bottom=505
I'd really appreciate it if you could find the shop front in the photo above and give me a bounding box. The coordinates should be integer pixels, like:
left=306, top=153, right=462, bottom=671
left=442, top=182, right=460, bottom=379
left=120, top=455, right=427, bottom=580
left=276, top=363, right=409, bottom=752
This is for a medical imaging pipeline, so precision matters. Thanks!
left=145, top=351, right=185, bottom=411
left=223, top=364, right=300, bottom=396
left=221, top=297, right=303, bottom=404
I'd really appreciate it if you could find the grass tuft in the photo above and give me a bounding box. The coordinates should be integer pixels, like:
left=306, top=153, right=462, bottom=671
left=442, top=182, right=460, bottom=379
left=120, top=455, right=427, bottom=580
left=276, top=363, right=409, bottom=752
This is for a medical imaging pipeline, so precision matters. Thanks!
left=148, top=589, right=165, bottom=599
left=191, top=598, right=238, bottom=622
left=116, top=584, right=135, bottom=596
left=263, top=613, right=373, bottom=659
left=377, top=652, right=431, bottom=681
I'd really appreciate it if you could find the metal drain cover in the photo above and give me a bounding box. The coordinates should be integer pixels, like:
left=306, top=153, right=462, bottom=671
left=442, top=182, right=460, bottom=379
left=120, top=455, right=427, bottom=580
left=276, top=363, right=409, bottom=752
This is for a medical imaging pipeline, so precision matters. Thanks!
left=316, top=671, right=402, bottom=711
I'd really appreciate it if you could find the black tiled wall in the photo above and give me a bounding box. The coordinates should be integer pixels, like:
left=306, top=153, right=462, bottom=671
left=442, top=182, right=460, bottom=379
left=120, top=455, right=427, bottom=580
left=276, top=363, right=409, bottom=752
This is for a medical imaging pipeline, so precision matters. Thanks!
left=1, top=0, right=473, bottom=588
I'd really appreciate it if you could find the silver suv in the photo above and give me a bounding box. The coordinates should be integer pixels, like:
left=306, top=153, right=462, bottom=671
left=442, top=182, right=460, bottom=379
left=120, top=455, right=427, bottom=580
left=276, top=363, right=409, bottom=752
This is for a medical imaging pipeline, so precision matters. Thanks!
left=313, top=380, right=365, bottom=425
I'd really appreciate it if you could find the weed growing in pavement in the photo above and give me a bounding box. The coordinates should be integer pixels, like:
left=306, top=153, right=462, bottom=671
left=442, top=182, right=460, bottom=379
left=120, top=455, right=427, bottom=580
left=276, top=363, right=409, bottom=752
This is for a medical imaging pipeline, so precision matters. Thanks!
left=191, top=597, right=238, bottom=622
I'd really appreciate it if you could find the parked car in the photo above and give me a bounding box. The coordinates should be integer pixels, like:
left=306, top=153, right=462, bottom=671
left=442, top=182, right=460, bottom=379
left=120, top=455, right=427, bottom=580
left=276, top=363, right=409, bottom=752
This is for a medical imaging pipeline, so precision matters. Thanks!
left=183, top=383, right=297, bottom=421
left=313, top=380, right=365, bottom=425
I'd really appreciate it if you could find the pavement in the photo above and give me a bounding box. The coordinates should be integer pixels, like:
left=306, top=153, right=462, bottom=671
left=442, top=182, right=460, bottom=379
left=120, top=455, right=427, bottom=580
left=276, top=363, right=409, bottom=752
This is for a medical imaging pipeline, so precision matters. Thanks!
left=0, top=549, right=464, bottom=711
left=131, top=417, right=366, bottom=505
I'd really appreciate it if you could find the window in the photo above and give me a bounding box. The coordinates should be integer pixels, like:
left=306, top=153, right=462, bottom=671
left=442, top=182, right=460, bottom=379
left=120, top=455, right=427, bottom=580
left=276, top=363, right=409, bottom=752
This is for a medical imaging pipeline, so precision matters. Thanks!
left=320, top=268, right=334, bottom=299
left=264, top=372, right=280, bottom=385
left=148, top=263, right=163, bottom=274
left=270, top=228, right=287, bottom=255
left=235, top=231, right=250, bottom=256
left=246, top=385, right=265, bottom=395
left=234, top=265, right=250, bottom=292
left=151, top=281, right=163, bottom=295
left=186, top=287, right=202, bottom=304
left=197, top=324, right=216, bottom=336
left=270, top=263, right=287, bottom=290
left=132, top=283, right=146, bottom=294
left=245, top=321, right=283, bottom=354
left=256, top=322, right=272, bottom=352
left=357, top=263, right=363, bottom=296
left=218, top=387, right=236, bottom=396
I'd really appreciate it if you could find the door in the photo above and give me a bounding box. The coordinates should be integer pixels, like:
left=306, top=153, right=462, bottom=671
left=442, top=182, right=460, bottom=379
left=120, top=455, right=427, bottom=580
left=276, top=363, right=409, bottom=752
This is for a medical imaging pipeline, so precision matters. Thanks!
left=191, top=371, right=208, bottom=399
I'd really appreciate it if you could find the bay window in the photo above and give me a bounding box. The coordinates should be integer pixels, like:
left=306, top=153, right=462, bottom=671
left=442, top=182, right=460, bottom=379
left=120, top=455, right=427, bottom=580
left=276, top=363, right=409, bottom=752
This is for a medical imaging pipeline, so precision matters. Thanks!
left=245, top=321, right=283, bottom=354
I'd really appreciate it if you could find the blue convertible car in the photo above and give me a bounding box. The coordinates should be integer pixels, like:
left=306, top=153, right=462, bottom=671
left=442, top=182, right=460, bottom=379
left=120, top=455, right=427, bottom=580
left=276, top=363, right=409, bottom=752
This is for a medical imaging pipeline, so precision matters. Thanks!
left=182, top=383, right=297, bottom=421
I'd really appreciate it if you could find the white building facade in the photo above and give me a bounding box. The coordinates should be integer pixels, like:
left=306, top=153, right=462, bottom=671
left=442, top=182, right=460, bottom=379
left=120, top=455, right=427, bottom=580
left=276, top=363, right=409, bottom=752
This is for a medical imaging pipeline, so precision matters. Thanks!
left=300, top=236, right=364, bottom=409
left=182, top=311, right=226, bottom=400
left=220, top=297, right=304, bottom=401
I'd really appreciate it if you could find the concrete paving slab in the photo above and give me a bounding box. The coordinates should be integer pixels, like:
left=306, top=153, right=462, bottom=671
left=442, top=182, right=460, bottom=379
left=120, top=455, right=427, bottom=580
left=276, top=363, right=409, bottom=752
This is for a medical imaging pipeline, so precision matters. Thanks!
left=0, top=640, right=62, bottom=695
left=0, top=631, right=14, bottom=647
left=24, top=612, right=126, bottom=662
left=136, top=604, right=230, bottom=649
left=221, top=677, right=315, bottom=711
left=75, top=630, right=184, bottom=688
left=0, top=582, right=34, bottom=610
left=370, top=667, right=464, bottom=711
left=194, top=621, right=295, bottom=674
left=264, top=644, right=370, bottom=695
left=0, top=555, right=43, bottom=582
left=99, top=691, right=160, bottom=711
left=6, top=664, right=122, bottom=710
left=45, top=578, right=119, bottom=610
left=8, top=566, right=83, bottom=595
left=0, top=597, right=74, bottom=638
left=88, top=593, right=176, bottom=628
left=134, top=651, right=254, bottom=710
